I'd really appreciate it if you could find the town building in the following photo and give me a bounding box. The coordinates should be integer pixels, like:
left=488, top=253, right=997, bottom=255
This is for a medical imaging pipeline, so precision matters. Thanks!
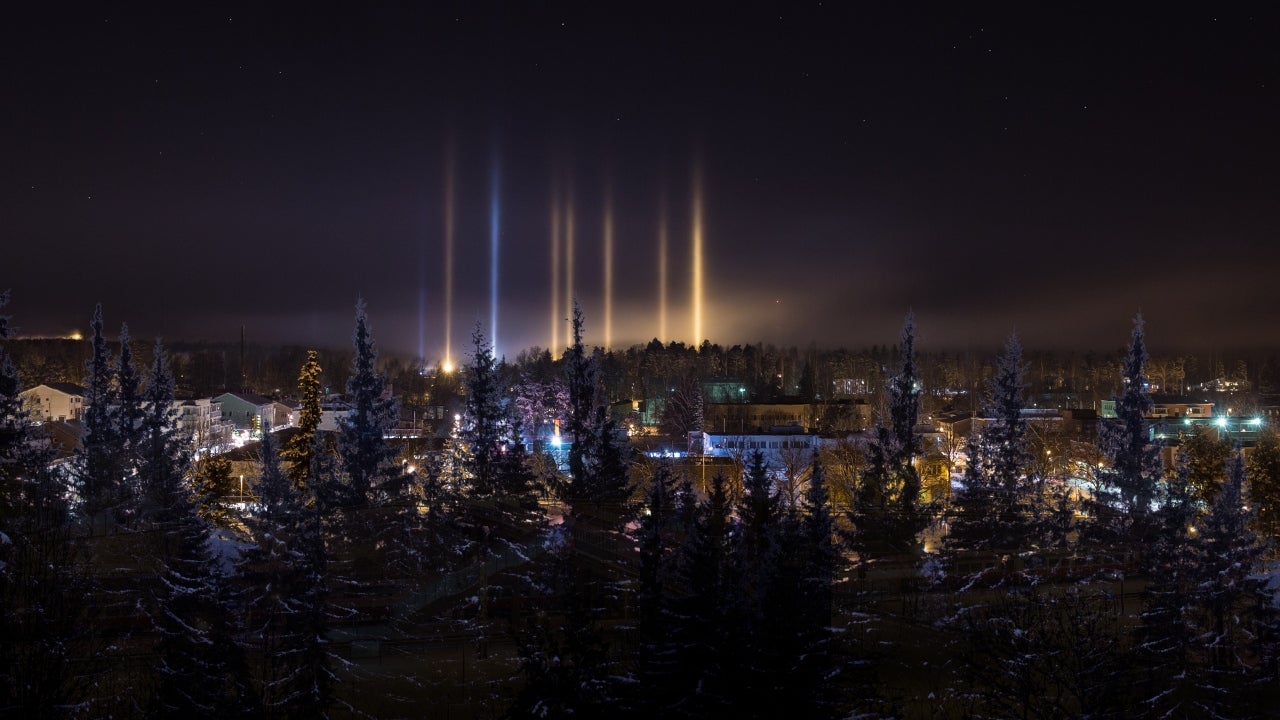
left=19, top=382, right=86, bottom=422
left=174, top=397, right=231, bottom=452
left=213, top=391, right=284, bottom=431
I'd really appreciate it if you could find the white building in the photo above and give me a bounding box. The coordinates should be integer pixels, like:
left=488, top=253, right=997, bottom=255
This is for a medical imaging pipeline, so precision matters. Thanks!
left=318, top=400, right=352, bottom=432
left=174, top=397, right=231, bottom=453
left=699, top=426, right=824, bottom=467
left=20, top=383, right=86, bottom=422
left=213, top=391, right=279, bottom=430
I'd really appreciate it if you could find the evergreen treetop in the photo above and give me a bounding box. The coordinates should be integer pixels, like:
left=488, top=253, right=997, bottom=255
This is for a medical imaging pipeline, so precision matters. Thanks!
left=1095, top=313, right=1162, bottom=542
left=76, top=304, right=126, bottom=525
left=338, top=298, right=398, bottom=504
left=285, top=350, right=324, bottom=490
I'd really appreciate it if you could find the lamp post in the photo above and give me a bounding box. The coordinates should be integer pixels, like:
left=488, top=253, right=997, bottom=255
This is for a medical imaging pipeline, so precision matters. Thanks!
left=239, top=474, right=244, bottom=502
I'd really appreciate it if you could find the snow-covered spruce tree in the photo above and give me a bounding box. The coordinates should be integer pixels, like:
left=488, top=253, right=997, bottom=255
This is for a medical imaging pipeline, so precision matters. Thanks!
left=1183, top=452, right=1278, bottom=716
left=284, top=350, right=323, bottom=492
left=272, top=429, right=337, bottom=717
left=632, top=463, right=684, bottom=716
left=953, top=585, right=1130, bottom=719
left=668, top=472, right=739, bottom=717
left=563, top=301, right=631, bottom=518
left=135, top=340, right=190, bottom=531
left=115, top=322, right=144, bottom=500
left=143, top=341, right=256, bottom=716
left=192, top=453, right=237, bottom=526
left=729, top=454, right=840, bottom=719
left=367, top=443, right=434, bottom=588
left=730, top=451, right=787, bottom=716
left=949, top=430, right=995, bottom=552
left=462, top=324, right=506, bottom=497
left=75, top=304, right=126, bottom=527
left=1179, top=425, right=1233, bottom=508
left=738, top=451, right=780, bottom=574
left=0, top=292, right=86, bottom=714
left=658, top=366, right=704, bottom=441
left=848, top=313, right=929, bottom=557
left=1090, top=313, right=1161, bottom=543
left=1247, top=429, right=1280, bottom=546
left=1133, top=457, right=1200, bottom=714
left=337, top=298, right=398, bottom=506
left=887, top=313, right=923, bottom=473
left=950, top=334, right=1035, bottom=553
left=773, top=457, right=839, bottom=718
left=561, top=302, right=632, bottom=631
left=513, top=304, right=630, bottom=716
left=238, top=424, right=309, bottom=714
left=459, top=326, right=543, bottom=549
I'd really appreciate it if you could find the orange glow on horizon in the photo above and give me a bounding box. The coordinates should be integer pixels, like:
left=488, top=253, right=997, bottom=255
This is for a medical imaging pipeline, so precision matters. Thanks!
left=658, top=191, right=668, bottom=344
left=443, top=139, right=456, bottom=369
left=603, top=181, right=614, bottom=349
left=691, top=158, right=705, bottom=345
left=565, top=179, right=576, bottom=330
left=550, top=177, right=561, bottom=352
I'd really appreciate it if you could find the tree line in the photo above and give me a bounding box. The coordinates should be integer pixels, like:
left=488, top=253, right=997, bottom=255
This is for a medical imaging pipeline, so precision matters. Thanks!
left=4, top=292, right=1280, bottom=718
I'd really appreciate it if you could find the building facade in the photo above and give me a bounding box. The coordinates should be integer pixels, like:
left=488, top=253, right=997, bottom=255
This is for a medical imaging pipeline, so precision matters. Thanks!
left=19, top=382, right=86, bottom=422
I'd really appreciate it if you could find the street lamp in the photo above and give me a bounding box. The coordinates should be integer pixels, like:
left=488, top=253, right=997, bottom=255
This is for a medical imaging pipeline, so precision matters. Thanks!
left=239, top=474, right=244, bottom=502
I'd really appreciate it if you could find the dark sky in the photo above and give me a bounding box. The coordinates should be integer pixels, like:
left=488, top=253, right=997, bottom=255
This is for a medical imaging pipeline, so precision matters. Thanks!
left=4, top=4, right=1278, bottom=358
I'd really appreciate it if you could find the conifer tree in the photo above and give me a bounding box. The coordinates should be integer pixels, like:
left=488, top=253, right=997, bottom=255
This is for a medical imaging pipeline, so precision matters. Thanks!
left=192, top=453, right=237, bottom=525
left=242, top=425, right=335, bottom=717
left=950, top=431, right=995, bottom=551
left=292, top=440, right=336, bottom=716
left=238, top=425, right=303, bottom=711
left=738, top=451, right=780, bottom=570
left=1246, top=429, right=1280, bottom=544
left=76, top=304, right=126, bottom=526
left=337, top=298, right=398, bottom=505
left=461, top=324, right=508, bottom=497
left=514, top=307, right=630, bottom=716
left=670, top=472, right=738, bottom=717
left=560, top=301, right=632, bottom=586
left=798, top=459, right=837, bottom=629
left=955, top=586, right=1130, bottom=719
left=460, top=326, right=543, bottom=549
left=1092, top=313, right=1161, bottom=542
left=115, top=323, right=144, bottom=489
left=0, top=292, right=84, bottom=713
left=633, top=463, right=682, bottom=715
left=143, top=341, right=256, bottom=716
left=733, top=451, right=787, bottom=715
left=563, top=302, right=631, bottom=515
left=849, top=313, right=929, bottom=556
left=774, top=458, right=839, bottom=718
left=1134, top=460, right=1199, bottom=713
left=1187, top=452, right=1276, bottom=714
left=887, top=313, right=923, bottom=471
left=284, top=350, right=324, bottom=491
left=950, top=334, right=1035, bottom=552
left=135, top=340, right=189, bottom=528
left=1179, top=426, right=1233, bottom=508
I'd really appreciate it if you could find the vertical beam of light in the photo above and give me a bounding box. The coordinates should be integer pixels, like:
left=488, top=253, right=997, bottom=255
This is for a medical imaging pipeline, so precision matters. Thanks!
left=442, top=139, right=456, bottom=371
left=603, top=179, right=614, bottom=350
left=549, top=175, right=561, bottom=353
left=418, top=269, right=426, bottom=363
left=489, top=146, right=501, bottom=356
left=691, top=158, right=705, bottom=346
left=565, top=178, right=576, bottom=329
left=658, top=190, right=668, bottom=344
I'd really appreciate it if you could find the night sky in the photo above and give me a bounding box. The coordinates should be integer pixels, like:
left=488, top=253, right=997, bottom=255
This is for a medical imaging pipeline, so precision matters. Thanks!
left=4, top=5, right=1278, bottom=358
